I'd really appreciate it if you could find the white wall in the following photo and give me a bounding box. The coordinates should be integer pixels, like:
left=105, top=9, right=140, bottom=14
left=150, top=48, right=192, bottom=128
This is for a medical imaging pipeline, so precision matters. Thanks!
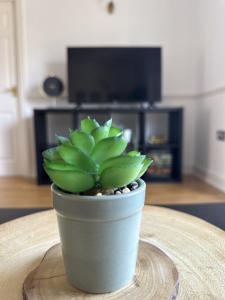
left=24, top=0, right=200, bottom=98
left=194, top=92, right=225, bottom=192
left=194, top=0, right=225, bottom=192
left=197, top=0, right=225, bottom=93
left=20, top=0, right=201, bottom=177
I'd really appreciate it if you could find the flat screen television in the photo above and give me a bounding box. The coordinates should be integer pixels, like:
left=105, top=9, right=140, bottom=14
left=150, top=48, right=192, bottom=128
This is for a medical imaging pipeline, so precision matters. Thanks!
left=68, top=47, right=161, bottom=105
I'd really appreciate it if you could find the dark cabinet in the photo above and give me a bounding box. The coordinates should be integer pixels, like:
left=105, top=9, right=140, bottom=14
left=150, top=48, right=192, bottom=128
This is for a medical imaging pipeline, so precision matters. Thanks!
left=34, top=106, right=183, bottom=184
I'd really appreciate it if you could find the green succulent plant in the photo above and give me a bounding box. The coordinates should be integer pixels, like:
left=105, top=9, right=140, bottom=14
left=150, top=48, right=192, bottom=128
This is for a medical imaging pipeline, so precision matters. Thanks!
left=43, top=117, right=153, bottom=193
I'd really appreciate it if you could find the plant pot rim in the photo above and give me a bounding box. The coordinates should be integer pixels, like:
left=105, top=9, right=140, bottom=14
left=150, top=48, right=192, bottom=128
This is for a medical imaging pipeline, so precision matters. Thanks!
left=51, top=178, right=146, bottom=202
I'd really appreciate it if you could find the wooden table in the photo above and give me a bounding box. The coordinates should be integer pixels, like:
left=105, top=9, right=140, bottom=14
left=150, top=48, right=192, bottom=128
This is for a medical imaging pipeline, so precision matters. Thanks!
left=0, top=206, right=225, bottom=299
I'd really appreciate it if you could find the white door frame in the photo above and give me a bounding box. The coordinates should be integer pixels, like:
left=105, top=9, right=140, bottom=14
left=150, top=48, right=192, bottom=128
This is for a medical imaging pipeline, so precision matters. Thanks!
left=1, top=0, right=30, bottom=177
left=15, top=0, right=31, bottom=177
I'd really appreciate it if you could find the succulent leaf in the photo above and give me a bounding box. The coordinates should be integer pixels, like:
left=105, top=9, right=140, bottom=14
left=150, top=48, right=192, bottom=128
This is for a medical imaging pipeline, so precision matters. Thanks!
left=69, top=130, right=95, bottom=154
left=108, top=126, right=122, bottom=137
left=100, top=164, right=143, bottom=189
left=104, top=118, right=112, bottom=127
left=55, top=135, right=71, bottom=145
left=42, top=147, right=62, bottom=162
left=44, top=166, right=95, bottom=193
left=128, top=150, right=141, bottom=157
left=81, top=117, right=99, bottom=134
left=99, top=154, right=145, bottom=174
left=44, top=160, right=77, bottom=171
left=57, top=144, right=97, bottom=173
left=137, top=158, right=153, bottom=178
left=91, top=126, right=110, bottom=143
left=91, top=136, right=127, bottom=164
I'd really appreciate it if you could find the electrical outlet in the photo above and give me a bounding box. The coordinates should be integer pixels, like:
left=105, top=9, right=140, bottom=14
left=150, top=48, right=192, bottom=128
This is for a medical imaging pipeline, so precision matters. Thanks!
left=216, top=130, right=225, bottom=141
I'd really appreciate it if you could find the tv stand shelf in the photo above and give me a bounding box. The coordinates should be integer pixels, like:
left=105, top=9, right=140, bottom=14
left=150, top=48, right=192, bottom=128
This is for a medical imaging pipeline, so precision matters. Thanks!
left=34, top=106, right=183, bottom=184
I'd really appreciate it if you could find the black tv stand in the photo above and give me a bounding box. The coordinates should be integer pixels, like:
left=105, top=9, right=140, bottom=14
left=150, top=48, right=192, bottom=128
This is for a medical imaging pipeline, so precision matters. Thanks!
left=34, top=106, right=183, bottom=184
left=77, top=102, right=152, bottom=110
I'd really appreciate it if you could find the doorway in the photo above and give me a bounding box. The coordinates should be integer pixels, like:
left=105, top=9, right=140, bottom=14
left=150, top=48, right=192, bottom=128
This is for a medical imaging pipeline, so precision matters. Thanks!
left=0, top=1, right=19, bottom=175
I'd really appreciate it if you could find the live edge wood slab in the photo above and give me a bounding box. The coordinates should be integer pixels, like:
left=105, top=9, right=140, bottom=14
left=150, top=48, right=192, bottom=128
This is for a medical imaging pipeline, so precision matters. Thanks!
left=0, top=206, right=225, bottom=299
left=23, top=241, right=179, bottom=300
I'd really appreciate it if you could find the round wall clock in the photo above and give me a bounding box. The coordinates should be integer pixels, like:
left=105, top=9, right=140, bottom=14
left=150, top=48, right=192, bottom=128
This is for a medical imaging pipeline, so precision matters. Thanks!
left=42, top=76, right=64, bottom=97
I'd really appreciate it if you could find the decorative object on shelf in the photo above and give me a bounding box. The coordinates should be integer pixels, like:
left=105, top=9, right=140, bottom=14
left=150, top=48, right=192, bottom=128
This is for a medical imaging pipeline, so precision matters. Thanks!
left=148, top=135, right=167, bottom=145
left=42, top=117, right=153, bottom=293
left=42, top=75, right=64, bottom=98
left=23, top=241, right=179, bottom=299
left=147, top=151, right=172, bottom=179
left=107, top=1, right=115, bottom=14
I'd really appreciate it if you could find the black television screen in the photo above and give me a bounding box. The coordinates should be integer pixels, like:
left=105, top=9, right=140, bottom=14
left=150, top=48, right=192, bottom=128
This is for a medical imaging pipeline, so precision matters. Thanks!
left=68, top=47, right=161, bottom=104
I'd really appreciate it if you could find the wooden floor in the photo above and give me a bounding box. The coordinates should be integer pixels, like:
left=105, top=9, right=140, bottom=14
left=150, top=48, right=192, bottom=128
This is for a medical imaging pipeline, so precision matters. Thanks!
left=0, top=176, right=225, bottom=208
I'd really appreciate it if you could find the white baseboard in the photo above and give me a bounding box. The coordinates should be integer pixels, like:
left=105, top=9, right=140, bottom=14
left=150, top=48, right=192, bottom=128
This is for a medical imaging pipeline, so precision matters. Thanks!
left=193, top=166, right=225, bottom=193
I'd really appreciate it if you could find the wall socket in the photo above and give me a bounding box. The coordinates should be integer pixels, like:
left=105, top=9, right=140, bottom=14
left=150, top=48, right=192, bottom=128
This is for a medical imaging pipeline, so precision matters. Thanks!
left=217, top=130, right=225, bottom=141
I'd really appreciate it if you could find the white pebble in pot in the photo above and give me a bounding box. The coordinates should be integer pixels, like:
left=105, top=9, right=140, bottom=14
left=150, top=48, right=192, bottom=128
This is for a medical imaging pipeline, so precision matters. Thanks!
left=122, top=187, right=130, bottom=194
left=115, top=190, right=122, bottom=195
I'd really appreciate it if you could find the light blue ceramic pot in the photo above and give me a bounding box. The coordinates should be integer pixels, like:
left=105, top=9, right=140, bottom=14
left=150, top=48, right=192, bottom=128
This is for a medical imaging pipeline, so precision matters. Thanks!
left=52, top=179, right=146, bottom=294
